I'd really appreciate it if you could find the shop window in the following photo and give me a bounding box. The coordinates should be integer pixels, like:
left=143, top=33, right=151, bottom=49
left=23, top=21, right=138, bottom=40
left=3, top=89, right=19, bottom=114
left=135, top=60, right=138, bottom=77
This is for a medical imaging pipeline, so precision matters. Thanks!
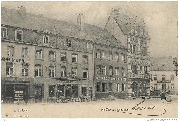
left=115, top=67, right=119, bottom=76
left=82, top=55, right=88, bottom=64
left=82, top=87, right=87, bottom=96
left=49, top=50, right=56, bottom=61
left=66, top=39, right=71, bottom=47
left=71, top=67, right=77, bottom=77
left=122, top=83, right=125, bottom=91
left=35, top=64, right=43, bottom=77
left=43, top=35, right=49, bottom=44
left=109, top=66, right=113, bottom=77
left=109, top=82, right=113, bottom=92
left=57, top=85, right=65, bottom=97
left=35, top=49, right=43, bottom=59
left=102, top=83, right=108, bottom=92
left=114, top=52, right=119, bottom=61
left=61, top=66, right=66, bottom=77
left=162, top=75, right=166, bottom=81
left=154, top=75, right=157, bottom=80
left=49, top=85, right=55, bottom=97
left=21, top=47, right=28, bottom=58
left=83, top=68, right=88, bottom=79
left=170, top=75, right=174, bottom=81
left=6, top=62, right=14, bottom=76
left=7, top=46, right=14, bottom=57
left=117, top=83, right=120, bottom=92
left=15, top=29, right=23, bottom=41
left=60, top=52, right=66, bottom=62
left=72, top=54, right=78, bottom=63
left=22, top=64, right=28, bottom=76
left=101, top=66, right=106, bottom=75
left=1, top=27, right=8, bottom=38
left=49, top=66, right=55, bottom=78
left=96, top=82, right=101, bottom=92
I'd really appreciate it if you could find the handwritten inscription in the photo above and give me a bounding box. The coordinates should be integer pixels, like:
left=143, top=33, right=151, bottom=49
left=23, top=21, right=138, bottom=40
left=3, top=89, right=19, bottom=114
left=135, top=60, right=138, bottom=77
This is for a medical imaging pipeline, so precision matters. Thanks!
left=5, top=108, right=29, bottom=118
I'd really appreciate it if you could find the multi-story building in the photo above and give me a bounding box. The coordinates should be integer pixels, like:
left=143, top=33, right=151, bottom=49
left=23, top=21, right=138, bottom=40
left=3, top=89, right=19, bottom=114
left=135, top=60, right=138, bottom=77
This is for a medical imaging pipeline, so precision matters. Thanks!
left=105, top=9, right=151, bottom=98
left=150, top=57, right=178, bottom=97
left=1, top=6, right=128, bottom=102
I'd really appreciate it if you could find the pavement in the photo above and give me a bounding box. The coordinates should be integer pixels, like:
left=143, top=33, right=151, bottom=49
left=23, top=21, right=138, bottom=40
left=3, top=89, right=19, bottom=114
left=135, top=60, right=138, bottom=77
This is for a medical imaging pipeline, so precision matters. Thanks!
left=1, top=97, right=178, bottom=118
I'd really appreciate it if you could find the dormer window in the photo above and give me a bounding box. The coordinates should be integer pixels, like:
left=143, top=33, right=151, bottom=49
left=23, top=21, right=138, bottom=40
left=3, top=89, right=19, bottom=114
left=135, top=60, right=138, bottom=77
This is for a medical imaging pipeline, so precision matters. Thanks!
left=1, top=27, right=8, bottom=38
left=15, top=29, right=23, bottom=41
left=66, top=39, right=71, bottom=47
left=43, top=35, right=49, bottom=43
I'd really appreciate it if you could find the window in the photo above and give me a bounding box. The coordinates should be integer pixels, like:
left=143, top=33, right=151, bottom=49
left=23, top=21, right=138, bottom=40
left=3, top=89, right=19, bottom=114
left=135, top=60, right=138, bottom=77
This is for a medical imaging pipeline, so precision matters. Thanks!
left=6, top=62, right=14, bottom=76
left=60, top=52, right=66, bottom=62
left=21, top=47, right=28, bottom=58
left=83, top=68, right=88, bottom=79
left=101, top=51, right=106, bottom=59
left=15, top=30, right=23, bottom=41
left=122, top=83, right=125, bottom=91
left=131, top=65, right=138, bottom=74
left=154, top=75, right=157, bottom=80
left=49, top=66, right=55, bottom=77
left=170, top=75, right=174, bottom=81
left=49, top=51, right=56, bottom=61
left=154, top=84, right=157, bottom=90
left=49, top=85, right=55, bottom=97
left=101, top=66, right=106, bottom=75
left=122, top=67, right=125, bottom=77
left=95, top=51, right=101, bottom=58
left=142, top=47, right=147, bottom=56
left=82, top=55, right=88, bottom=64
left=35, top=49, right=43, bottom=59
left=109, top=66, right=113, bottom=76
left=7, top=46, right=14, bottom=57
left=61, top=66, right=66, bottom=77
left=121, top=54, right=125, bottom=62
left=72, top=54, right=78, bottom=63
left=43, top=35, right=49, bottom=44
left=71, top=67, right=77, bottom=77
left=82, top=87, right=87, bottom=96
left=107, top=52, right=113, bottom=61
left=66, top=39, right=71, bottom=47
left=144, top=66, right=148, bottom=74
left=117, top=83, right=120, bottom=92
left=162, top=75, right=166, bottom=81
left=140, top=66, right=143, bottom=71
left=102, top=83, right=108, bottom=92
left=133, top=45, right=136, bottom=53
left=1, top=27, right=8, bottom=38
left=130, top=44, right=133, bottom=53
left=35, top=64, right=43, bottom=77
left=96, top=82, right=101, bottom=92
left=115, top=67, right=119, bottom=76
left=171, top=84, right=174, bottom=89
left=114, top=53, right=119, bottom=61
left=96, top=65, right=101, bottom=75
left=109, top=82, right=113, bottom=92
left=22, top=64, right=28, bottom=76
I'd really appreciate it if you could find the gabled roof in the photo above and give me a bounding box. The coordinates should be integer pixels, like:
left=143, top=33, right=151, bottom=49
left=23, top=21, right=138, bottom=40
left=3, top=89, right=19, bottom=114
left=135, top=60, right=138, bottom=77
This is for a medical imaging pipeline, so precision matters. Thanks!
left=1, top=7, right=122, bottom=47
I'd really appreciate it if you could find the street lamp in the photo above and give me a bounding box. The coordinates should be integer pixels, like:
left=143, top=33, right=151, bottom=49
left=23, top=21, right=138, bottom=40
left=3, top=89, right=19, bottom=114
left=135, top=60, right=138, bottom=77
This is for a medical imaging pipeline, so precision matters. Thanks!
left=173, top=57, right=178, bottom=76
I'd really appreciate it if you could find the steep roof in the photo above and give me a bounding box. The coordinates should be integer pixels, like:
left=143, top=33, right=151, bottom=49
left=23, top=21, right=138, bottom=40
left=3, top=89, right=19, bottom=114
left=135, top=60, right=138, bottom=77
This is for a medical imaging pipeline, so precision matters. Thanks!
left=1, top=7, right=122, bottom=47
left=150, top=56, right=175, bottom=71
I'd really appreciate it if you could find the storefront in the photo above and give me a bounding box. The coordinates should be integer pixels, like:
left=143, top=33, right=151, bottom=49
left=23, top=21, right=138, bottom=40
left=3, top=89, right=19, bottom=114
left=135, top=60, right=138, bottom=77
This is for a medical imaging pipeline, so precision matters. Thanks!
left=1, top=77, right=33, bottom=103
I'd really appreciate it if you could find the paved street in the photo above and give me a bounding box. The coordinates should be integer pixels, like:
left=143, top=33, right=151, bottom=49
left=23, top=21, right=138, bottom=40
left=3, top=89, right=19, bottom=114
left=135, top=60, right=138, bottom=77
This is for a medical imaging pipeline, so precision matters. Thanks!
left=1, top=97, right=178, bottom=118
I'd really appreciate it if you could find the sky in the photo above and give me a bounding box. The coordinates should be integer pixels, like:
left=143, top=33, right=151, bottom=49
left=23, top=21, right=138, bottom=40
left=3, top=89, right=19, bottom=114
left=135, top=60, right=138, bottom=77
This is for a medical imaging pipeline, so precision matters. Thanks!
left=1, top=1, right=178, bottom=57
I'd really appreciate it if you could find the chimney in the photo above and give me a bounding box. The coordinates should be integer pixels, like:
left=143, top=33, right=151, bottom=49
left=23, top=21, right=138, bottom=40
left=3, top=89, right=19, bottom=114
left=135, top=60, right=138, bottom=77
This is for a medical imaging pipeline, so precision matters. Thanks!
left=77, top=14, right=84, bottom=31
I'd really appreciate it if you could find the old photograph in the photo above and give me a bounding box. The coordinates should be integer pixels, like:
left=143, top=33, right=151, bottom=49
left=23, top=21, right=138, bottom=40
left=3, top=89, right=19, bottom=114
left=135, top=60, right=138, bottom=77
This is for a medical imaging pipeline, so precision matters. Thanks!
left=1, top=1, right=178, bottom=118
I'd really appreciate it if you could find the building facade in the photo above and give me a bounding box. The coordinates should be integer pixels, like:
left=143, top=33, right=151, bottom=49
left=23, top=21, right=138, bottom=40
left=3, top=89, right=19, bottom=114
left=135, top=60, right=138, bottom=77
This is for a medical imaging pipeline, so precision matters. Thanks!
left=150, top=57, right=178, bottom=97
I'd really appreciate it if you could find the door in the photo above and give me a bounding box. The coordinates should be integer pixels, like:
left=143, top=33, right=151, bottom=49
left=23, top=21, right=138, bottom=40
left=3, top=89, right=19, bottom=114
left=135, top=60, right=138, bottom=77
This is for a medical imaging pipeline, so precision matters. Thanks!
left=162, top=84, right=166, bottom=92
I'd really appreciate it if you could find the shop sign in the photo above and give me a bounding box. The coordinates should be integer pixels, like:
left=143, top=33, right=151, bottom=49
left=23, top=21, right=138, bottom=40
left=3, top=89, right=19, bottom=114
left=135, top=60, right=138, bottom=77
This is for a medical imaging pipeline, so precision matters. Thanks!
left=1, top=57, right=25, bottom=63
left=2, top=77, right=33, bottom=82
left=96, top=76, right=120, bottom=81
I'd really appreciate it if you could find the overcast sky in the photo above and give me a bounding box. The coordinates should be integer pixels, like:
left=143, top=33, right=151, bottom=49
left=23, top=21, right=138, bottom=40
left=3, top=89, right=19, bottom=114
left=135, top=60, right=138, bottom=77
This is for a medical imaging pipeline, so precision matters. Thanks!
left=1, top=1, right=178, bottom=57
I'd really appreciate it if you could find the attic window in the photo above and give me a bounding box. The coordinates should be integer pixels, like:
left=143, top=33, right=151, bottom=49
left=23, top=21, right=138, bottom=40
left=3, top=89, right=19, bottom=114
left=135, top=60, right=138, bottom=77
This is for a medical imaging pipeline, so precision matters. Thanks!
left=43, top=35, right=49, bottom=43
left=15, top=29, right=23, bottom=41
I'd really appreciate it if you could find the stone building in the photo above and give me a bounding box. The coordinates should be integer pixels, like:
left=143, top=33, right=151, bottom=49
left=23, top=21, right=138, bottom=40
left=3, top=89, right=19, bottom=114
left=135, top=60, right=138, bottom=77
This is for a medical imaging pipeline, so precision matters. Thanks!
left=105, top=9, right=151, bottom=98
left=1, top=7, right=128, bottom=102
left=150, top=57, right=178, bottom=96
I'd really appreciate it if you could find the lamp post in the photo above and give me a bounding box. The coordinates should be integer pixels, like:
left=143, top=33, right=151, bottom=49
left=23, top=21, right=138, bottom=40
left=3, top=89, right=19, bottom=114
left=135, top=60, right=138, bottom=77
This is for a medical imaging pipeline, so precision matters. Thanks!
left=173, top=57, right=178, bottom=76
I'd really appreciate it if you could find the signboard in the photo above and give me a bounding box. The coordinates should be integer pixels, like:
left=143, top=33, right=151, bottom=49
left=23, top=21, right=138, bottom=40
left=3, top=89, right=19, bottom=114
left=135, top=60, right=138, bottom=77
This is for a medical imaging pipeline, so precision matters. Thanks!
left=1, top=57, right=26, bottom=63
left=96, top=76, right=120, bottom=81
